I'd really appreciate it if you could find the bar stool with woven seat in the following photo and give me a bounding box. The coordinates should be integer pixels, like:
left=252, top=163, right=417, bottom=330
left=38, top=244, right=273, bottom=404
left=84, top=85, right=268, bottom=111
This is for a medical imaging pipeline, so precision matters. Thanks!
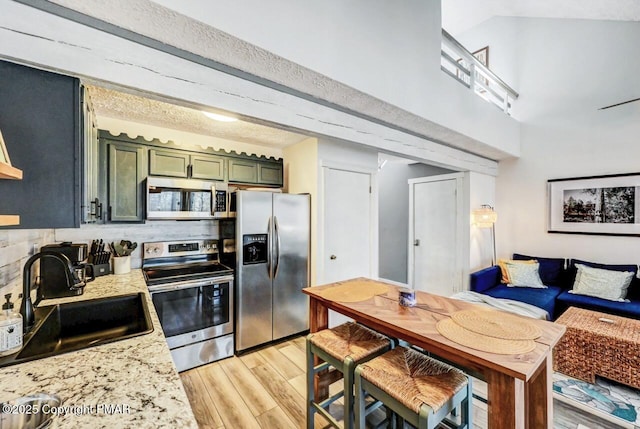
left=354, top=346, right=472, bottom=429
left=307, top=322, right=393, bottom=429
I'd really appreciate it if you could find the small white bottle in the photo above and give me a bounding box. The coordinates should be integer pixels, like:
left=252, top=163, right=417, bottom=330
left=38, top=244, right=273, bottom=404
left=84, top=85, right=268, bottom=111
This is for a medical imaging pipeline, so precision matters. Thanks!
left=0, top=293, right=23, bottom=356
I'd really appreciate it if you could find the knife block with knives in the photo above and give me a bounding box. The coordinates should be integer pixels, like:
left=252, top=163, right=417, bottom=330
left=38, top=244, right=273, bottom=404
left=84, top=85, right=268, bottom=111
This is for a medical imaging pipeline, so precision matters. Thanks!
left=89, top=239, right=112, bottom=277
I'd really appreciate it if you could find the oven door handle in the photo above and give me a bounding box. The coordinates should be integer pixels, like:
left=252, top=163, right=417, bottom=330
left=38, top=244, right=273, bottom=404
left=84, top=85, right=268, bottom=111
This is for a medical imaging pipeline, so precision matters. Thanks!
left=148, top=275, right=234, bottom=294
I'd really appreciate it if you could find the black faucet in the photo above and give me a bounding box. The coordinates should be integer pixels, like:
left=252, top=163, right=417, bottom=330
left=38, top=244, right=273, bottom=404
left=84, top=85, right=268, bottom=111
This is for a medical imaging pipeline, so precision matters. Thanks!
left=20, top=251, right=82, bottom=334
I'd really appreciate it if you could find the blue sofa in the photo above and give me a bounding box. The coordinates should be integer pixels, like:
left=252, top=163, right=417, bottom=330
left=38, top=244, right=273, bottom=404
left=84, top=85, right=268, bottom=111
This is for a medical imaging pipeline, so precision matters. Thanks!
left=470, top=253, right=640, bottom=320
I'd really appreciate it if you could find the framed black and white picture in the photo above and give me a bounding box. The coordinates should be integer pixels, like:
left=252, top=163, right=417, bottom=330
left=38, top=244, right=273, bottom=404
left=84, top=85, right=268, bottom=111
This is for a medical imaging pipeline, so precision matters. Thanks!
left=548, top=173, right=640, bottom=236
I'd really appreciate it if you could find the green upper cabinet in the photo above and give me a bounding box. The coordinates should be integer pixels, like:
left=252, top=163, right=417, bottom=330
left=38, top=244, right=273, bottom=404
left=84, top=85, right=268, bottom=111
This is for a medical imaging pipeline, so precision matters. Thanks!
left=228, top=158, right=282, bottom=186
left=190, top=154, right=225, bottom=180
left=149, top=148, right=189, bottom=178
left=228, top=158, right=258, bottom=184
left=258, top=162, right=283, bottom=186
left=149, top=148, right=225, bottom=181
left=96, top=132, right=283, bottom=223
left=107, top=141, right=146, bottom=222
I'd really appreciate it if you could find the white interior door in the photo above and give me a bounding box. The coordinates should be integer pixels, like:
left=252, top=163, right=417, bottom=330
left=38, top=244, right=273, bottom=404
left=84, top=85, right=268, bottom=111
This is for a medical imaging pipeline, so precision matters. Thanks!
left=409, top=174, right=463, bottom=296
left=323, top=167, right=373, bottom=326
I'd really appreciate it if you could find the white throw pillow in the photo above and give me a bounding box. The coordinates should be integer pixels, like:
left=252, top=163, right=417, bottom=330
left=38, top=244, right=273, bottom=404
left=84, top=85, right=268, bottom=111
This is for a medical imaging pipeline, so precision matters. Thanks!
left=506, top=262, right=547, bottom=288
left=569, top=264, right=634, bottom=302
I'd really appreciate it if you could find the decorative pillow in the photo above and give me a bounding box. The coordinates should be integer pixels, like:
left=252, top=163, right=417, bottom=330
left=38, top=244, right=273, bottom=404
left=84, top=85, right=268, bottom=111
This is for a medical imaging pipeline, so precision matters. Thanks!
left=570, top=259, right=640, bottom=300
left=506, top=262, right=547, bottom=288
left=498, top=259, right=536, bottom=283
left=513, top=253, right=566, bottom=285
left=569, top=264, right=634, bottom=302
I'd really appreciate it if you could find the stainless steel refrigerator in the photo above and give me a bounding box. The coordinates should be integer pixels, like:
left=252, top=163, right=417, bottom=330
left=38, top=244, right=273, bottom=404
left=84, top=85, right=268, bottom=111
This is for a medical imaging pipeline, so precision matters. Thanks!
left=235, top=191, right=310, bottom=352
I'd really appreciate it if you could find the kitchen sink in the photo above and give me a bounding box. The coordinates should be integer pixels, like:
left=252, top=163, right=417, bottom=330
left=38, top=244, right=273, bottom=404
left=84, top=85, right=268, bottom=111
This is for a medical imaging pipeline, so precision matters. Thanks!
left=0, top=293, right=153, bottom=367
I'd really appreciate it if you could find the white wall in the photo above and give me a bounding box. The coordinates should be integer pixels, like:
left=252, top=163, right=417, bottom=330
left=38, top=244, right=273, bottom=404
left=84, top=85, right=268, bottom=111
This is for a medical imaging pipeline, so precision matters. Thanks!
left=454, top=18, right=520, bottom=100
left=283, top=137, right=319, bottom=284
left=151, top=0, right=442, bottom=111
left=317, top=139, right=379, bottom=172
left=148, top=0, right=520, bottom=158
left=378, top=162, right=454, bottom=283
left=468, top=171, right=496, bottom=271
left=460, top=18, right=640, bottom=264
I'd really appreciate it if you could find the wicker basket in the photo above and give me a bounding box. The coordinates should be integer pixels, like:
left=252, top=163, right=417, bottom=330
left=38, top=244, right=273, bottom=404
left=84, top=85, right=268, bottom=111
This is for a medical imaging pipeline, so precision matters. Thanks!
left=553, top=307, right=640, bottom=389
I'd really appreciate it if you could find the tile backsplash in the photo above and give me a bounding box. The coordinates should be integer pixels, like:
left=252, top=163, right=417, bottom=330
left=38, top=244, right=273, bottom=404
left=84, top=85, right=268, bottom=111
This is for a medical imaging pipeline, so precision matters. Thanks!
left=0, top=228, right=54, bottom=298
left=0, top=220, right=220, bottom=298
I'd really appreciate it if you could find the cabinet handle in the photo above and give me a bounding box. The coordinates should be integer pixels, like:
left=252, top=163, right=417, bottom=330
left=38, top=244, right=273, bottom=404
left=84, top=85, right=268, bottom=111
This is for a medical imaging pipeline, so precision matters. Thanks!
left=90, top=198, right=103, bottom=220
left=330, top=255, right=337, bottom=260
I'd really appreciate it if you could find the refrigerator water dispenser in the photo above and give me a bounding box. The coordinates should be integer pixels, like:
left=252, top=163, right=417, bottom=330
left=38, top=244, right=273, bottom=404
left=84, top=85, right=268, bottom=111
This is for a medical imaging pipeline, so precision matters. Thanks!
left=242, top=234, right=268, bottom=265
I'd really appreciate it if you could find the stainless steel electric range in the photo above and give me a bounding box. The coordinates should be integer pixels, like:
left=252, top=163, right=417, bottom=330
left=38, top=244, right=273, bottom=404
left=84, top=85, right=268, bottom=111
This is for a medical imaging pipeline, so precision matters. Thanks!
left=142, top=239, right=234, bottom=372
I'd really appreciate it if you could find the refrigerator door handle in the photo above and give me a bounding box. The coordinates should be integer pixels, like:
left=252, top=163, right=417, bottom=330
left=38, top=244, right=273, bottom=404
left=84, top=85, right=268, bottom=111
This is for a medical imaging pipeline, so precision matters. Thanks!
left=273, top=215, right=281, bottom=279
left=267, top=216, right=273, bottom=279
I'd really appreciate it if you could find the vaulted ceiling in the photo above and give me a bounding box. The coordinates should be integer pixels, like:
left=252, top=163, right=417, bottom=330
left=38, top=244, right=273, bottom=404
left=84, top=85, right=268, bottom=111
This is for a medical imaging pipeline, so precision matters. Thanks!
left=442, top=0, right=640, bottom=35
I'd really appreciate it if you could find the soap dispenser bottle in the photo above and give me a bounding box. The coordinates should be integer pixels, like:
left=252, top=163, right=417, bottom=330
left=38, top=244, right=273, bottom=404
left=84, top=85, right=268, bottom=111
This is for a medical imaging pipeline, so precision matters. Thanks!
left=0, top=293, right=23, bottom=356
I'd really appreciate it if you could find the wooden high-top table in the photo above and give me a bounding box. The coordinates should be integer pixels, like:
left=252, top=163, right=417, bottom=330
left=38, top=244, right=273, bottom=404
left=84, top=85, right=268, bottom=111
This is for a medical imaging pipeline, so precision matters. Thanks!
left=303, top=278, right=566, bottom=429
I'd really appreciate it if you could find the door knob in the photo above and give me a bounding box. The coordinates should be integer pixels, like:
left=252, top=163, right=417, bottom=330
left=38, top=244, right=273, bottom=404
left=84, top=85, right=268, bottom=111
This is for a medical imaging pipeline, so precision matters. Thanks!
left=414, top=239, right=420, bottom=246
left=330, top=255, right=337, bottom=260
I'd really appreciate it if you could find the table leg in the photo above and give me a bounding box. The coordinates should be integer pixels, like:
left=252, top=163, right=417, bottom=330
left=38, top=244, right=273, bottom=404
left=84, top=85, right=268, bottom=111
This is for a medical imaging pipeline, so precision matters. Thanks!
left=486, top=357, right=553, bottom=429
left=486, top=371, right=519, bottom=429
left=525, top=355, right=553, bottom=428
left=310, top=297, right=329, bottom=333
left=310, top=298, right=329, bottom=401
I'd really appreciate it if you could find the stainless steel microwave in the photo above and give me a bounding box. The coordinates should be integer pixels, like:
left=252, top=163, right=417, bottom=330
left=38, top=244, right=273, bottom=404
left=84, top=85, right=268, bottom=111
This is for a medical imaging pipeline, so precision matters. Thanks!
left=146, top=176, right=236, bottom=220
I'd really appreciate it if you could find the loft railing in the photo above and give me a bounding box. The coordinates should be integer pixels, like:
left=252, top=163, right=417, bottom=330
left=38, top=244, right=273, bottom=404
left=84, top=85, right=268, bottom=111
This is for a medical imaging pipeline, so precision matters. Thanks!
left=441, top=29, right=519, bottom=115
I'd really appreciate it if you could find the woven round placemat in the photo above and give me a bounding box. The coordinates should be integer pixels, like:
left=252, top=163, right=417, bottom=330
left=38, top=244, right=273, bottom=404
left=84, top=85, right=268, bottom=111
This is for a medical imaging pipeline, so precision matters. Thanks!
left=436, top=318, right=536, bottom=355
left=317, top=281, right=388, bottom=303
left=451, top=309, right=542, bottom=340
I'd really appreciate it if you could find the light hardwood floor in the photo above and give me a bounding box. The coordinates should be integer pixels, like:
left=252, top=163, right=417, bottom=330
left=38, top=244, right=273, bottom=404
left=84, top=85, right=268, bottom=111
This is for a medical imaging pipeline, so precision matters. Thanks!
left=180, top=336, right=625, bottom=429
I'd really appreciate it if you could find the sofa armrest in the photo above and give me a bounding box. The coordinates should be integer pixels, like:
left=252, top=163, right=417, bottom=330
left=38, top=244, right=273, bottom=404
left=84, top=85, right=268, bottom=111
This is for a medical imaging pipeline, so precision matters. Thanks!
left=470, top=266, right=502, bottom=293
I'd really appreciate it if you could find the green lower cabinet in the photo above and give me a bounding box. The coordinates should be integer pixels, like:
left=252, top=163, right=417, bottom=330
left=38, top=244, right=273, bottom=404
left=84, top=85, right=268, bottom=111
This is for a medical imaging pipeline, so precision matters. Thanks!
left=108, top=142, right=146, bottom=222
left=228, top=158, right=258, bottom=184
left=190, top=154, right=225, bottom=180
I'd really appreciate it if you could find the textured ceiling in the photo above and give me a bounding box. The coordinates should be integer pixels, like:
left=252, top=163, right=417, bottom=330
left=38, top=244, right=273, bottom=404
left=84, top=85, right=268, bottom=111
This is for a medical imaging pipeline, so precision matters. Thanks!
left=443, top=0, right=640, bottom=35
left=86, top=85, right=309, bottom=149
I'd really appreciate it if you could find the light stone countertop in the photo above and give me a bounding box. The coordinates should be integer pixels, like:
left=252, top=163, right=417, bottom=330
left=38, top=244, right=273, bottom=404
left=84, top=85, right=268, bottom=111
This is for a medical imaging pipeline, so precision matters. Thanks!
left=0, top=270, right=198, bottom=429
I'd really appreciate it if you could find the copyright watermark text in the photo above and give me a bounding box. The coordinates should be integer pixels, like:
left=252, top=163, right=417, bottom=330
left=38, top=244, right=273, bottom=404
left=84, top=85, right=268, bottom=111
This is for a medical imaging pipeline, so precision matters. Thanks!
left=2, top=403, right=131, bottom=416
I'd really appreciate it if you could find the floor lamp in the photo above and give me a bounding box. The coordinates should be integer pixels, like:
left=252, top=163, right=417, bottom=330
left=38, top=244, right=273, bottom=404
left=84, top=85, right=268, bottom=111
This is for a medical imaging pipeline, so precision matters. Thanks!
left=472, top=205, right=497, bottom=266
